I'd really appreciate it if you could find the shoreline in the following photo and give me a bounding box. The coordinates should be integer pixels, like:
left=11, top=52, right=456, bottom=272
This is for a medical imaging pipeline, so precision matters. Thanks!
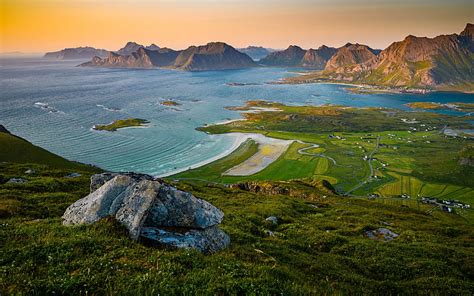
left=158, top=132, right=292, bottom=178
left=157, top=132, right=252, bottom=178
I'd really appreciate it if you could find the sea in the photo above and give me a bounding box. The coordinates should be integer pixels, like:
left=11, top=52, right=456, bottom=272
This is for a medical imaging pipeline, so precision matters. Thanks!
left=1, top=57, right=473, bottom=176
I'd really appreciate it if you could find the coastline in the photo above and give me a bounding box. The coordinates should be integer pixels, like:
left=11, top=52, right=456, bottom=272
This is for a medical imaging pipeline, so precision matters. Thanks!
left=158, top=132, right=251, bottom=178
left=159, top=132, right=293, bottom=178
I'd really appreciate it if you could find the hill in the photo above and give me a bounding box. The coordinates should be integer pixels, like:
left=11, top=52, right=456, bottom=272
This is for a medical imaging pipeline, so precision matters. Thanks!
left=288, top=23, right=474, bottom=91
left=173, top=42, right=257, bottom=71
left=259, top=45, right=307, bottom=67
left=301, top=45, right=338, bottom=68
left=1, top=122, right=473, bottom=294
left=44, top=47, right=109, bottom=60
left=116, top=41, right=160, bottom=55
left=0, top=125, right=97, bottom=170
left=324, top=43, right=380, bottom=71
left=260, top=45, right=337, bottom=69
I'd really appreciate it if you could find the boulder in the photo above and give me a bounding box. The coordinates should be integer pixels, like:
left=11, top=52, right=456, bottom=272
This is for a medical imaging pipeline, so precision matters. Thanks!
left=115, top=179, right=161, bottom=239
left=90, top=172, right=153, bottom=193
left=144, top=185, right=224, bottom=229
left=63, top=173, right=229, bottom=253
left=63, top=175, right=135, bottom=225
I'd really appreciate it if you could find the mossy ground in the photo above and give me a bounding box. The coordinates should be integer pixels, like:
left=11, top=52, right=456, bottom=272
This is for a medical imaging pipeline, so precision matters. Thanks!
left=1, top=163, right=473, bottom=295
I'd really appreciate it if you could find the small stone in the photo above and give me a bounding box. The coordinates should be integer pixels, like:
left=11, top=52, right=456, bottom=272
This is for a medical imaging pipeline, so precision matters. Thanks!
left=24, top=169, right=36, bottom=174
left=264, top=230, right=275, bottom=237
left=7, top=178, right=28, bottom=184
left=65, top=173, right=82, bottom=178
left=365, top=228, right=399, bottom=241
left=265, top=216, right=278, bottom=225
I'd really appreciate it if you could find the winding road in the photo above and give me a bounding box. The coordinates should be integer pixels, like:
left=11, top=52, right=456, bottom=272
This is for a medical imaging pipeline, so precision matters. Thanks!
left=345, top=136, right=381, bottom=196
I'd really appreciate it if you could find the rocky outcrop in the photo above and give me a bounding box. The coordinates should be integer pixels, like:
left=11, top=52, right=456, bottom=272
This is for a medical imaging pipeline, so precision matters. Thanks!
left=173, top=42, right=257, bottom=71
left=63, top=173, right=229, bottom=253
left=44, top=47, right=110, bottom=60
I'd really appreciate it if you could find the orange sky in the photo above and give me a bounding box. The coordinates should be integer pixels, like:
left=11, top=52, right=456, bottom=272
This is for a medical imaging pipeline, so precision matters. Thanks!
left=1, top=0, right=473, bottom=53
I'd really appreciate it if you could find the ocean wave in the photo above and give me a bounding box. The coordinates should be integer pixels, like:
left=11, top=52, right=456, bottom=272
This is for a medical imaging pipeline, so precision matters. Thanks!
left=34, top=102, right=65, bottom=114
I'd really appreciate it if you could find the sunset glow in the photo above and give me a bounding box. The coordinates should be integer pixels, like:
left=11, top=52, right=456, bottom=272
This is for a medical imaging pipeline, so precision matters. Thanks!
left=1, top=0, right=473, bottom=53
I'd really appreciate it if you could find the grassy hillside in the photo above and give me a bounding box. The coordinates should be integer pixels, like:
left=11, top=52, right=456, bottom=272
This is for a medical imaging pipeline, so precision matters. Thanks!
left=1, top=124, right=473, bottom=294
left=0, top=129, right=97, bottom=171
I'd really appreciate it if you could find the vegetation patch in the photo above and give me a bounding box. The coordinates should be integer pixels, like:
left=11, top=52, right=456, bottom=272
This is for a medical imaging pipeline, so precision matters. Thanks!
left=93, top=118, right=150, bottom=131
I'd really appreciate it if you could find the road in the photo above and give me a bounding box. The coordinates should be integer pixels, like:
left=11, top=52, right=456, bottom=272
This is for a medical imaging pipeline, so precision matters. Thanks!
left=345, top=135, right=381, bottom=196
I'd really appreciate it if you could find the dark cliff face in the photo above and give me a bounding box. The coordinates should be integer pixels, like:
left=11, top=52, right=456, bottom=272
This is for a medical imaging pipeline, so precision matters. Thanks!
left=44, top=47, right=109, bottom=60
left=259, top=45, right=307, bottom=66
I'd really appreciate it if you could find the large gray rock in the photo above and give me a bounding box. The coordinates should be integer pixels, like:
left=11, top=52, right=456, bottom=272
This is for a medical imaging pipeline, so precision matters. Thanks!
left=140, top=226, right=230, bottom=254
left=63, top=173, right=229, bottom=253
left=115, top=179, right=161, bottom=240
left=62, top=175, right=135, bottom=225
left=144, top=186, right=224, bottom=229
left=90, top=172, right=153, bottom=193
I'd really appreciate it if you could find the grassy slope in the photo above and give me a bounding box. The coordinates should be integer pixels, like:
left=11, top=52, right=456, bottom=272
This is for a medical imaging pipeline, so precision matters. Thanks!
left=2, top=162, right=474, bottom=294
left=1, top=125, right=473, bottom=294
left=0, top=132, right=96, bottom=171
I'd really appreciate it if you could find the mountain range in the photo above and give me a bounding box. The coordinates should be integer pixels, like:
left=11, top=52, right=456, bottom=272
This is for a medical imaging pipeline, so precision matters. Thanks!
left=44, top=23, right=473, bottom=90
left=80, top=42, right=257, bottom=71
left=297, top=23, right=473, bottom=91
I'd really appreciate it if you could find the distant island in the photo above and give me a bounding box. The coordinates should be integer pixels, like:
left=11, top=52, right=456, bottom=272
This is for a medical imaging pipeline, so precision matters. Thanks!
left=44, top=46, right=109, bottom=60
left=92, top=118, right=149, bottom=131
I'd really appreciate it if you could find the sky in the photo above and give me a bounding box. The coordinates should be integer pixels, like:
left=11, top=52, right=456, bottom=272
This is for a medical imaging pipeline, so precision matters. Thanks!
left=1, top=0, right=473, bottom=53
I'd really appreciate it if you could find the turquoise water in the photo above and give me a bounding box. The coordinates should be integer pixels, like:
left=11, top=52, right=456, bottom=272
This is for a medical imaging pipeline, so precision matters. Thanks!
left=1, top=58, right=473, bottom=176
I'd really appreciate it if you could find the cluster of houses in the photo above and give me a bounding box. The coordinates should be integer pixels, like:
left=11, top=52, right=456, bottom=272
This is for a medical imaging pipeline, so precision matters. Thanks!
left=421, top=197, right=471, bottom=213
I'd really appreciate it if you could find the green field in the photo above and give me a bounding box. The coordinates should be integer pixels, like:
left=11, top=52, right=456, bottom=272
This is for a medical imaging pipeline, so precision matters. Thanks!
left=2, top=104, right=474, bottom=294
left=175, top=102, right=474, bottom=217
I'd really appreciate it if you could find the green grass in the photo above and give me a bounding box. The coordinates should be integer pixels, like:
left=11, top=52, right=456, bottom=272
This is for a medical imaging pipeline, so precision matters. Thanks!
left=0, top=132, right=98, bottom=171
left=93, top=118, right=149, bottom=131
left=2, top=162, right=474, bottom=294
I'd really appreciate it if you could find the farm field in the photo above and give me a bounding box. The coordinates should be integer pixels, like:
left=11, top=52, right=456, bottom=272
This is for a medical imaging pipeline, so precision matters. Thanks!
left=173, top=102, right=474, bottom=219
